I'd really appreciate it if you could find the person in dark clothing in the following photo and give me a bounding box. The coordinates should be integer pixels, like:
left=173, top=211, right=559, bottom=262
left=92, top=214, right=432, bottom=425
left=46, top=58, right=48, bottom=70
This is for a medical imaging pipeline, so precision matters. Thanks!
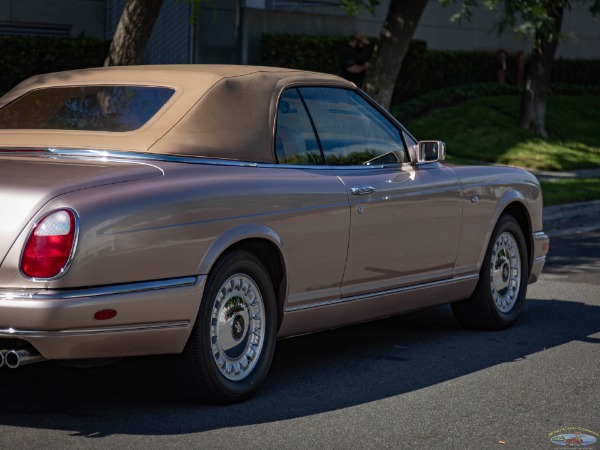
left=340, top=31, right=370, bottom=88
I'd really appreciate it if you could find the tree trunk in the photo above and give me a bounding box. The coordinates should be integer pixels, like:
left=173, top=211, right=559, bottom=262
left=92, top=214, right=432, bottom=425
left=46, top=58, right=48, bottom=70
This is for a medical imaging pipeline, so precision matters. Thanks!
left=362, top=0, right=428, bottom=109
left=519, top=2, right=564, bottom=138
left=104, top=0, right=165, bottom=67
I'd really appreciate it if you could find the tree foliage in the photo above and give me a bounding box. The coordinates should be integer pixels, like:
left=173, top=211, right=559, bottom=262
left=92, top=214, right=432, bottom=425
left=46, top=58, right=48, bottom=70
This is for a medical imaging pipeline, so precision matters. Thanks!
left=445, top=0, right=599, bottom=41
left=444, top=0, right=600, bottom=137
left=339, top=0, right=380, bottom=16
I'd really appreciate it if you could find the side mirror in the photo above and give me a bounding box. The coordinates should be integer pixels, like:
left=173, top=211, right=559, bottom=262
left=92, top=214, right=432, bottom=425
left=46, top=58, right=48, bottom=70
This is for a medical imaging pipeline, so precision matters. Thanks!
left=416, top=140, right=446, bottom=163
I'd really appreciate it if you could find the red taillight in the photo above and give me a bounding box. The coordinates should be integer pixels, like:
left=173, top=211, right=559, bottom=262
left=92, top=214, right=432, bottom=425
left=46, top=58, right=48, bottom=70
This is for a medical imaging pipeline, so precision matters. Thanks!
left=21, top=209, right=77, bottom=279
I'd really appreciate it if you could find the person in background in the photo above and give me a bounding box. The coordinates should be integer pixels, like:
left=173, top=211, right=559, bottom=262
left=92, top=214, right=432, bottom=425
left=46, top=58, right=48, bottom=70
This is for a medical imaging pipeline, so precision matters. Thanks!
left=340, top=31, right=370, bottom=88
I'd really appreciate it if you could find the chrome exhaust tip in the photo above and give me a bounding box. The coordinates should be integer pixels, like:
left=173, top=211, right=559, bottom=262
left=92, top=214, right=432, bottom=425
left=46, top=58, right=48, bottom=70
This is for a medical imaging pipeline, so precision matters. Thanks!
left=5, top=349, right=45, bottom=369
left=0, top=350, right=7, bottom=368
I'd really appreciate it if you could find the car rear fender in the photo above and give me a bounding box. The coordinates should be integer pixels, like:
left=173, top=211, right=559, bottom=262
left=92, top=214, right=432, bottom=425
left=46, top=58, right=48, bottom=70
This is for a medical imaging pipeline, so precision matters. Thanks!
left=197, top=224, right=284, bottom=277
left=196, top=224, right=288, bottom=328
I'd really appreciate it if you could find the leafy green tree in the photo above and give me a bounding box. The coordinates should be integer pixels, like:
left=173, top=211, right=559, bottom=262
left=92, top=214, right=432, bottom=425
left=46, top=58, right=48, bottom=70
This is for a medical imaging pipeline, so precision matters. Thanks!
left=339, top=0, right=380, bottom=15
left=448, top=0, right=600, bottom=138
left=362, top=0, right=429, bottom=109
left=340, top=0, right=430, bottom=110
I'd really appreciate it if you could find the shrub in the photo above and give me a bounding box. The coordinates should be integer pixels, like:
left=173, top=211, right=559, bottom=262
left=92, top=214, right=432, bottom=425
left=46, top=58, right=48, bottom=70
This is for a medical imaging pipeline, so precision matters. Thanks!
left=0, top=35, right=109, bottom=92
left=260, top=33, right=349, bottom=75
left=260, top=33, right=600, bottom=105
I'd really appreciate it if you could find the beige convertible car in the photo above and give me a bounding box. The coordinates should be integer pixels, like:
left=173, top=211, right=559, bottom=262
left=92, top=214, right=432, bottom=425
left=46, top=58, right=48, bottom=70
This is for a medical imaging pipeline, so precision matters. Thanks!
left=0, top=65, right=548, bottom=403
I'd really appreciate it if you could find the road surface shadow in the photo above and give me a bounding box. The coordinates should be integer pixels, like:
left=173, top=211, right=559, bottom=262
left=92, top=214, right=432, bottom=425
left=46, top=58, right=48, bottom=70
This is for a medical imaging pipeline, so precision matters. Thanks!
left=543, top=228, right=600, bottom=277
left=0, top=297, right=598, bottom=438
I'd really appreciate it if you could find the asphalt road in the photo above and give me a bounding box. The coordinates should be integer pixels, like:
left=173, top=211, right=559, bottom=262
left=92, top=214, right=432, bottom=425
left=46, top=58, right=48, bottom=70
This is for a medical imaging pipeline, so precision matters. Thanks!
left=1, top=227, right=599, bottom=450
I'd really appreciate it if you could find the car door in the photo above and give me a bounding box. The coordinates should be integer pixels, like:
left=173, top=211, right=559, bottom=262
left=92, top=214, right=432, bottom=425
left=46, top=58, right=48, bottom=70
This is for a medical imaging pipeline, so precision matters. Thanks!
left=273, top=88, right=351, bottom=309
left=297, top=87, right=463, bottom=297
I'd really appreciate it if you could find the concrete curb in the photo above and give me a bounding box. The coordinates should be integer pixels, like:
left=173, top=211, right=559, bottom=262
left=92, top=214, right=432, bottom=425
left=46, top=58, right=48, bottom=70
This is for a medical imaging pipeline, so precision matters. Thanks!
left=533, top=168, right=600, bottom=181
left=543, top=200, right=600, bottom=231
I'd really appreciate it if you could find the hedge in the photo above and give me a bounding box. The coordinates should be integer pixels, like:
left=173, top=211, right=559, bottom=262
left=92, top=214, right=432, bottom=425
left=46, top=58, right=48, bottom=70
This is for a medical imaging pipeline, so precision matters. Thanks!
left=0, top=35, right=109, bottom=93
left=260, top=33, right=600, bottom=103
left=260, top=34, right=350, bottom=75
left=1, top=33, right=597, bottom=103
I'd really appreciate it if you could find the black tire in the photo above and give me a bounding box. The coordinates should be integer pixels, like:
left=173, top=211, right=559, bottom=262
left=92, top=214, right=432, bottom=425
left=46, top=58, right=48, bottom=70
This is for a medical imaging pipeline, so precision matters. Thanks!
left=452, top=215, right=529, bottom=330
left=180, top=250, right=277, bottom=404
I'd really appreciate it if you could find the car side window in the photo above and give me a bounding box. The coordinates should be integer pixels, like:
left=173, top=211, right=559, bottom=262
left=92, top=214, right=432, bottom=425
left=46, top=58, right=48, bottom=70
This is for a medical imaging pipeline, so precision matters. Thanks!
left=298, top=87, right=406, bottom=166
left=275, top=89, right=324, bottom=165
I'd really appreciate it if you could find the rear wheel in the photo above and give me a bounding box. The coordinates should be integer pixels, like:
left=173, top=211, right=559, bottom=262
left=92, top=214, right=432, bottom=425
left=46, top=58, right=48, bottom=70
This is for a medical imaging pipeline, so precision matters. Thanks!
left=452, top=215, right=529, bottom=330
left=181, top=250, right=277, bottom=404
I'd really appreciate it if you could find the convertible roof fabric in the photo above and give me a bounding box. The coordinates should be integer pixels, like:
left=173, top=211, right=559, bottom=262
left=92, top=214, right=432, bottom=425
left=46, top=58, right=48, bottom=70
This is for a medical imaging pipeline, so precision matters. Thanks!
left=0, top=65, right=354, bottom=163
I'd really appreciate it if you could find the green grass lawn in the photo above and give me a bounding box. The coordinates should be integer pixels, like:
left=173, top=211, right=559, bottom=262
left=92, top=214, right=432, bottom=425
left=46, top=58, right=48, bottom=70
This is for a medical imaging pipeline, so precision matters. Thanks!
left=404, top=95, right=600, bottom=171
left=541, top=178, right=600, bottom=206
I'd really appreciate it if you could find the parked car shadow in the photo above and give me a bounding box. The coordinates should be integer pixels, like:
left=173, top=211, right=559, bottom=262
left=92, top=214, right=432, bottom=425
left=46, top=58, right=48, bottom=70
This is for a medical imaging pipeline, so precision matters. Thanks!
left=0, top=297, right=598, bottom=438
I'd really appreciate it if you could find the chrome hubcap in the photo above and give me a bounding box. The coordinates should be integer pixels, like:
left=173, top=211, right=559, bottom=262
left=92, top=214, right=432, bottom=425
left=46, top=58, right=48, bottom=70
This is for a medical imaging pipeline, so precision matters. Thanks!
left=210, top=274, right=265, bottom=381
left=490, top=231, right=521, bottom=313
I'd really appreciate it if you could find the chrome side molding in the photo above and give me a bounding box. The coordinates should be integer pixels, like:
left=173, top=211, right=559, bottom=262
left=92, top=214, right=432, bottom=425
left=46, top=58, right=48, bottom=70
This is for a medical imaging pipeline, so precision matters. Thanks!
left=285, top=274, right=479, bottom=313
left=0, top=276, right=198, bottom=300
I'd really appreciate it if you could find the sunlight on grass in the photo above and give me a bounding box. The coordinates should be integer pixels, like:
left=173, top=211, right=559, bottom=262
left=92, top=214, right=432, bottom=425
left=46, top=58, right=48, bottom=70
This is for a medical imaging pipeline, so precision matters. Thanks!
left=498, top=139, right=600, bottom=170
left=404, top=96, right=600, bottom=171
left=541, top=178, right=600, bottom=206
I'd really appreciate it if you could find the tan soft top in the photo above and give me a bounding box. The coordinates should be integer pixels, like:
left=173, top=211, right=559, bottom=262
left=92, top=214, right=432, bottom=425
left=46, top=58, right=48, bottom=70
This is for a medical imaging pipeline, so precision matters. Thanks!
left=0, top=65, right=354, bottom=162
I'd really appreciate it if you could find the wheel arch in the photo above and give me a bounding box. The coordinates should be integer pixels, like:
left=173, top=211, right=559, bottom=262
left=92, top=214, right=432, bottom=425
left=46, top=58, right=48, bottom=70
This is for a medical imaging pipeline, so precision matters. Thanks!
left=478, top=190, right=533, bottom=272
left=197, top=225, right=287, bottom=330
left=501, top=201, right=533, bottom=275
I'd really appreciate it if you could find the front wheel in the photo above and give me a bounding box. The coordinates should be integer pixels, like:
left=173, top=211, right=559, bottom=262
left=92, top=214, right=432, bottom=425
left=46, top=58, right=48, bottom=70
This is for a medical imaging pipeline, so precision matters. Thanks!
left=452, top=215, right=529, bottom=330
left=181, top=250, right=277, bottom=404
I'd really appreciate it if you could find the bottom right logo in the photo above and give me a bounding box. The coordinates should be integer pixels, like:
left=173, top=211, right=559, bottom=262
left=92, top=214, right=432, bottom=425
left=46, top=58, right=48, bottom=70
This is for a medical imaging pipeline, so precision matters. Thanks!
left=549, top=427, right=599, bottom=447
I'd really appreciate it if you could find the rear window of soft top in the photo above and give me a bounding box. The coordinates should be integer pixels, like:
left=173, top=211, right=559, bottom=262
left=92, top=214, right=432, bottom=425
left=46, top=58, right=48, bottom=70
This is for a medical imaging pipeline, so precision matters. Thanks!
left=0, top=85, right=175, bottom=132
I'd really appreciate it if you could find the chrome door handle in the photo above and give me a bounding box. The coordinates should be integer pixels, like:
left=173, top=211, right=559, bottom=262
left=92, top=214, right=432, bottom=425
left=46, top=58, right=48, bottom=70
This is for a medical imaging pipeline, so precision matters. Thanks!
left=351, top=186, right=375, bottom=195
